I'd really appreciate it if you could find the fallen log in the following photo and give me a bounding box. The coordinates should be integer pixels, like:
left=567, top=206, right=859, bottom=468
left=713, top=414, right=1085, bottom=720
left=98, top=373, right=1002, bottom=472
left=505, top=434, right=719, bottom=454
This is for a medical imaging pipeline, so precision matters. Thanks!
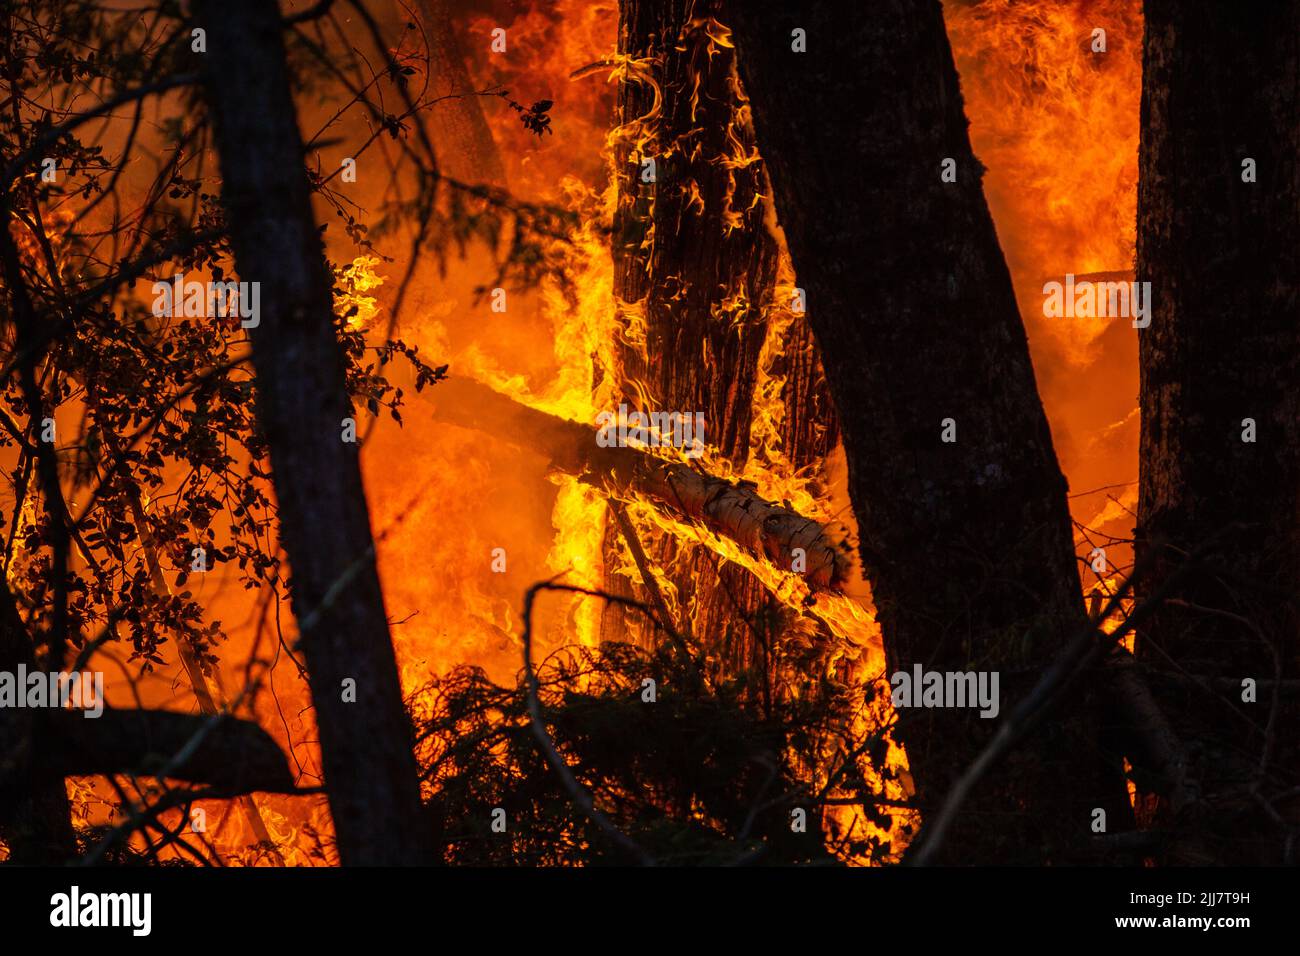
left=429, top=377, right=850, bottom=592
left=1, top=706, right=295, bottom=794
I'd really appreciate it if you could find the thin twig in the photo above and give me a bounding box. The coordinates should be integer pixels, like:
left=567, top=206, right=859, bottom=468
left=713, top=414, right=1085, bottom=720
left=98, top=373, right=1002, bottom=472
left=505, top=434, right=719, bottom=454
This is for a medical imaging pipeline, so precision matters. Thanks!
left=908, top=536, right=1220, bottom=866
left=519, top=576, right=657, bottom=865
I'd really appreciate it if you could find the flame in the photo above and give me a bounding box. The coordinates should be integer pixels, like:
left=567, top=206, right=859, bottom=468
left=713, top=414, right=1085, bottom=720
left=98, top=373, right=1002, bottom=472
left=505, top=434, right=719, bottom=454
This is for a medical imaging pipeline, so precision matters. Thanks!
left=943, top=0, right=1143, bottom=572
left=268, top=0, right=1137, bottom=866
left=23, top=0, right=1145, bottom=867
left=336, top=254, right=385, bottom=329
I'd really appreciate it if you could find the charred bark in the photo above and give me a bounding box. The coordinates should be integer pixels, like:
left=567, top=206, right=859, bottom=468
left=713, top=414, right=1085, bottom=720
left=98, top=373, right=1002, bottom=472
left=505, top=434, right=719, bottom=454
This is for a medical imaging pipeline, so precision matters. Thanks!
left=1135, top=0, right=1300, bottom=864
left=605, top=0, right=831, bottom=661
left=730, top=0, right=1132, bottom=862
left=196, top=0, right=430, bottom=864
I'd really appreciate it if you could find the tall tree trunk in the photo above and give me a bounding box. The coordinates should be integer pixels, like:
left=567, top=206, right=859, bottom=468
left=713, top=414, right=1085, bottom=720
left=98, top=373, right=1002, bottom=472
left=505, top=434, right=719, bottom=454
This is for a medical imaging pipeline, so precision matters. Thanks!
left=412, top=0, right=506, bottom=187
left=1135, top=0, right=1300, bottom=864
left=730, top=0, right=1131, bottom=862
left=196, top=0, right=430, bottom=865
left=0, top=580, right=75, bottom=863
left=602, top=0, right=799, bottom=662
left=0, top=205, right=75, bottom=863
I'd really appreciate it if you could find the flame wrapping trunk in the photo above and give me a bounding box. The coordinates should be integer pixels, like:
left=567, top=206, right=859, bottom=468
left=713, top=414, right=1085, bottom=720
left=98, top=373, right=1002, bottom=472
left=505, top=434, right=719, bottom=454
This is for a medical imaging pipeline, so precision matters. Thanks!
left=601, top=0, right=781, bottom=649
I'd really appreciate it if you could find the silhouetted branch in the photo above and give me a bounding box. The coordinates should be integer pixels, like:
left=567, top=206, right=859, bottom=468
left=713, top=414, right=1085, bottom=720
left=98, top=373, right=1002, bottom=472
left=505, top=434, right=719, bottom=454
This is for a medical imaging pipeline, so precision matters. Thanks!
left=519, top=578, right=657, bottom=865
left=909, top=536, right=1224, bottom=866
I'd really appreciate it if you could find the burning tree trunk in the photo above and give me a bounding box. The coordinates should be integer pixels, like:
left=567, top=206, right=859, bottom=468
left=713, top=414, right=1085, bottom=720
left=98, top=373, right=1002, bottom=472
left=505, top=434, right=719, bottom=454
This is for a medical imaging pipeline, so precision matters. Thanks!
left=605, top=0, right=826, bottom=659
left=730, top=0, right=1132, bottom=862
left=196, top=0, right=430, bottom=865
left=1134, top=0, right=1300, bottom=864
left=611, top=0, right=774, bottom=465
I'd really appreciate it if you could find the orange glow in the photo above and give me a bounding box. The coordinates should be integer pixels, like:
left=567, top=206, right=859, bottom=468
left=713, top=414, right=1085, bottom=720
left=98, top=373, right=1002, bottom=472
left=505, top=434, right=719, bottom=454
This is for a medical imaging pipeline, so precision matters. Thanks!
left=944, top=0, right=1142, bottom=598
left=16, top=0, right=1147, bottom=866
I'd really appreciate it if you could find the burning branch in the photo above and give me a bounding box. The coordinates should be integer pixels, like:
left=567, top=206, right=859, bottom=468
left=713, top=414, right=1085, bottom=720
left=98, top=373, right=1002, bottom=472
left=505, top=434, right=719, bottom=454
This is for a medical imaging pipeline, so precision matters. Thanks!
left=429, top=377, right=850, bottom=593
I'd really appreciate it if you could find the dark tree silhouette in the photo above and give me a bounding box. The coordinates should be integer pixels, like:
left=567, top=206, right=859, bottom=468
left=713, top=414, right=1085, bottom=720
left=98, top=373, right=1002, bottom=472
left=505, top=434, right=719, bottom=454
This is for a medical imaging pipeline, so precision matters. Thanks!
left=0, top=581, right=74, bottom=862
left=729, top=0, right=1133, bottom=862
left=195, top=0, right=430, bottom=865
left=1135, top=0, right=1300, bottom=864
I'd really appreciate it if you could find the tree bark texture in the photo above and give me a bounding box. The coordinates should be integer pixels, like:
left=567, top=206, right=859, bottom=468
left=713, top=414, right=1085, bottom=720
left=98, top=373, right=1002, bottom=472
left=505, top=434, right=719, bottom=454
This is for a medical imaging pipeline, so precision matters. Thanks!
left=1135, top=0, right=1300, bottom=864
left=730, top=0, right=1132, bottom=862
left=412, top=0, right=507, bottom=187
left=604, top=0, right=838, bottom=667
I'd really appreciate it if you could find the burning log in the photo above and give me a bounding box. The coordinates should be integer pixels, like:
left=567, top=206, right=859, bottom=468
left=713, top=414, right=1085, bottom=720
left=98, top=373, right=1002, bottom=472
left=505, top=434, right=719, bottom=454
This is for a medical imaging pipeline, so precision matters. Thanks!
left=430, top=377, right=850, bottom=592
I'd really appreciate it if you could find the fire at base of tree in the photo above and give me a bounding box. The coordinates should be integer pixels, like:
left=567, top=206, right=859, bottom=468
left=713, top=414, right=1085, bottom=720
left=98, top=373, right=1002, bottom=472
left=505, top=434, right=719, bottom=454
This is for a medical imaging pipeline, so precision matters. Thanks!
left=414, top=585, right=907, bottom=866
left=0, top=0, right=1295, bottom=882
